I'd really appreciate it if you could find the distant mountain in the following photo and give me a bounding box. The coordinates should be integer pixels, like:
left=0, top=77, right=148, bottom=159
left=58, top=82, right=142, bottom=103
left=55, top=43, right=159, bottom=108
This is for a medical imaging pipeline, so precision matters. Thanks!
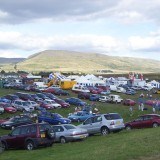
left=2, top=50, right=160, bottom=73
left=0, top=57, right=25, bottom=65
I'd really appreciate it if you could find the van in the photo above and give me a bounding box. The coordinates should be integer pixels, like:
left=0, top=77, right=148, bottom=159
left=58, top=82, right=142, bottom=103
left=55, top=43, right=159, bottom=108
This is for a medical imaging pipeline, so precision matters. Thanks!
left=109, top=94, right=123, bottom=103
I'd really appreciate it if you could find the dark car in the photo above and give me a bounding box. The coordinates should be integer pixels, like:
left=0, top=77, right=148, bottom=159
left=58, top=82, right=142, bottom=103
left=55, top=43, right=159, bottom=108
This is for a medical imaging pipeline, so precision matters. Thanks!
left=1, top=115, right=33, bottom=130
left=30, top=94, right=43, bottom=101
left=15, top=92, right=35, bottom=101
left=65, top=97, right=86, bottom=106
left=78, top=92, right=90, bottom=99
left=4, top=94, right=20, bottom=102
left=36, top=93, right=50, bottom=100
left=42, top=92, right=58, bottom=100
left=125, top=114, right=160, bottom=130
left=54, top=99, right=70, bottom=108
left=89, top=94, right=100, bottom=101
left=53, top=89, right=69, bottom=96
left=0, top=123, right=55, bottom=150
left=123, top=99, right=136, bottom=106
left=38, top=112, right=71, bottom=125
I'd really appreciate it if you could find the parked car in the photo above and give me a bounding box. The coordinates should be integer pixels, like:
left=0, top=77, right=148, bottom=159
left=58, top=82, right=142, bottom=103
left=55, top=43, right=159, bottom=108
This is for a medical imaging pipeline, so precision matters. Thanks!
left=26, top=101, right=40, bottom=109
left=78, top=113, right=125, bottom=135
left=39, top=101, right=55, bottom=110
left=54, top=99, right=70, bottom=108
left=65, top=97, right=86, bottom=106
left=0, top=102, right=17, bottom=114
left=36, top=93, right=50, bottom=100
left=44, top=99, right=61, bottom=109
left=52, top=124, right=88, bottom=143
left=123, top=99, right=136, bottom=106
left=30, top=94, right=43, bottom=101
left=1, top=115, right=33, bottom=130
left=3, top=94, right=20, bottom=102
left=42, top=92, right=58, bottom=100
left=99, top=96, right=111, bottom=103
left=109, top=95, right=123, bottom=103
left=12, top=100, right=34, bottom=112
left=15, top=92, right=35, bottom=101
left=125, top=114, right=160, bottom=130
left=100, top=90, right=111, bottom=95
left=0, top=123, right=55, bottom=150
left=89, top=94, right=100, bottom=101
left=78, top=92, right=90, bottom=99
left=68, top=111, right=94, bottom=122
left=53, top=89, right=69, bottom=96
left=38, top=112, right=71, bottom=125
left=125, top=89, right=136, bottom=95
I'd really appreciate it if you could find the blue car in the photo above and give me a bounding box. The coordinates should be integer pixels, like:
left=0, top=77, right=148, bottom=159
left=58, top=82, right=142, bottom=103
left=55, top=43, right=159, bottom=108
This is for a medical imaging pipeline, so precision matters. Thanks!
left=89, top=94, right=100, bottom=101
left=38, top=112, right=71, bottom=125
left=68, top=111, right=94, bottom=122
left=126, top=89, right=136, bottom=95
left=65, top=97, right=86, bottom=106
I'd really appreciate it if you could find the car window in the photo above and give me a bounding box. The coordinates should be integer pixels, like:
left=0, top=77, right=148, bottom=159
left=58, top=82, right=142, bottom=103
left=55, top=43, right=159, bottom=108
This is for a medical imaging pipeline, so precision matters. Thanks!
left=135, top=117, right=143, bottom=121
left=143, top=116, right=153, bottom=120
left=83, top=118, right=92, bottom=125
left=11, top=128, right=21, bottom=136
left=64, top=125, right=76, bottom=130
left=39, top=124, right=51, bottom=132
left=20, top=126, right=31, bottom=135
left=92, top=116, right=102, bottom=123
left=53, top=126, right=64, bottom=132
left=104, top=114, right=121, bottom=120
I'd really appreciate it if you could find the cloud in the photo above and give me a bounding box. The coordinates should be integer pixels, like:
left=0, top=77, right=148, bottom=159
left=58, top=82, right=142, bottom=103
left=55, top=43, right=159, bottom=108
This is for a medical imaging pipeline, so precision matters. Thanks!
left=0, top=50, right=21, bottom=58
left=0, top=0, right=160, bottom=24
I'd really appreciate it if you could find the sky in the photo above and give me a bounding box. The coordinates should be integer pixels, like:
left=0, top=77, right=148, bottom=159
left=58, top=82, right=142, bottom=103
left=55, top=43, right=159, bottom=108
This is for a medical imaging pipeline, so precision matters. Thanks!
left=0, top=0, right=160, bottom=60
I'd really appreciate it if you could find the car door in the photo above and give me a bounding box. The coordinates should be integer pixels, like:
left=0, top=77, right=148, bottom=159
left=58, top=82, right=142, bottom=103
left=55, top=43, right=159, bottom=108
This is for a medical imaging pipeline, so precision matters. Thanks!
left=90, top=116, right=102, bottom=133
left=52, top=126, right=64, bottom=141
left=6, top=127, right=21, bottom=148
left=80, top=118, right=93, bottom=134
left=141, top=115, right=153, bottom=128
left=131, top=117, right=144, bottom=129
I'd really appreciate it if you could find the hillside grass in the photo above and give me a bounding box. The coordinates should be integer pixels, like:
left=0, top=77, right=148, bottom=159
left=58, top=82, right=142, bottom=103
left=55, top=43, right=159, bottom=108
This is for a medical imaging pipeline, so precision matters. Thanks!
left=1, top=50, right=160, bottom=73
left=0, top=88, right=160, bottom=160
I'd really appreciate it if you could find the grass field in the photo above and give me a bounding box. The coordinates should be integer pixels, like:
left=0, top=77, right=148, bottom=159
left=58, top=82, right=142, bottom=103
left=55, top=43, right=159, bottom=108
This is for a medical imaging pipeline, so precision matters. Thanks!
left=0, top=88, right=160, bottom=160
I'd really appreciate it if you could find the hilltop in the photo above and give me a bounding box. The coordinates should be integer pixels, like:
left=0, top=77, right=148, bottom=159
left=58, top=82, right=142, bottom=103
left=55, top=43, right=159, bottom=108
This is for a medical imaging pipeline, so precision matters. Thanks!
left=1, top=50, right=160, bottom=73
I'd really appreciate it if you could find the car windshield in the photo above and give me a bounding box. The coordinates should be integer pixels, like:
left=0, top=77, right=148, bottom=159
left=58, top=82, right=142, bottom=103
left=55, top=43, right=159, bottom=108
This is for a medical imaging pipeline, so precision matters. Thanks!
left=4, top=104, right=11, bottom=108
left=22, top=101, right=29, bottom=106
left=64, top=125, right=76, bottom=130
left=76, top=112, right=82, bottom=116
left=104, top=114, right=121, bottom=120
left=53, top=114, right=63, bottom=118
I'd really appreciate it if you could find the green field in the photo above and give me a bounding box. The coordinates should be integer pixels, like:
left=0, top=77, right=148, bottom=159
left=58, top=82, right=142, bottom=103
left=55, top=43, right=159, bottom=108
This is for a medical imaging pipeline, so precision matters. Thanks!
left=0, top=88, right=160, bottom=160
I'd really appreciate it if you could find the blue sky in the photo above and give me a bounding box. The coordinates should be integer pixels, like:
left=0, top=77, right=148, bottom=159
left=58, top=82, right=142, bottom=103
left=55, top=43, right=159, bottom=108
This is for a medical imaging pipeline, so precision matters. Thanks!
left=0, top=0, right=160, bottom=60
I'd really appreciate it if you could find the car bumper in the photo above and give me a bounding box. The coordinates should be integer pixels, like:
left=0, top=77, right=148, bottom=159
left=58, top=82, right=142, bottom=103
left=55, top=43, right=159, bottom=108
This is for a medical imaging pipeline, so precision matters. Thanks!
left=109, top=125, right=125, bottom=131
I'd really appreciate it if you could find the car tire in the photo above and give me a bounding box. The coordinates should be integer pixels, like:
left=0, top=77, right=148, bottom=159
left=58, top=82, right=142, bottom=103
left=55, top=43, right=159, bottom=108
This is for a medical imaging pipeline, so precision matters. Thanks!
left=25, top=140, right=36, bottom=151
left=126, top=125, right=132, bottom=131
left=1, top=141, right=7, bottom=152
left=60, top=137, right=67, bottom=144
left=152, top=123, right=159, bottom=128
left=46, top=129, right=55, bottom=139
left=101, top=127, right=109, bottom=136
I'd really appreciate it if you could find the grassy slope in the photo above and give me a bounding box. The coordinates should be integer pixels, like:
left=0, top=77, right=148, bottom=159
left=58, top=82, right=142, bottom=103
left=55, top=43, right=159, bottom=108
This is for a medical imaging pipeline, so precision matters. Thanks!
left=2, top=50, right=160, bottom=73
left=0, top=88, right=160, bottom=160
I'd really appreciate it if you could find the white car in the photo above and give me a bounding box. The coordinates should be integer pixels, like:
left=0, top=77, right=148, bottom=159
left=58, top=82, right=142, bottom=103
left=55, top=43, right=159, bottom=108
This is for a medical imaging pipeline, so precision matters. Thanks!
left=12, top=100, right=34, bottom=112
left=99, top=96, right=111, bottom=103
left=44, top=99, right=61, bottom=109
left=109, top=94, right=123, bottom=103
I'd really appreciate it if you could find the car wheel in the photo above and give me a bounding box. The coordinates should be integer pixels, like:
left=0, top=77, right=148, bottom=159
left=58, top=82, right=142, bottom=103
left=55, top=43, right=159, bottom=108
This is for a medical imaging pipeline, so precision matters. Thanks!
left=1, top=141, right=7, bottom=152
left=101, top=127, right=109, bottom=136
left=25, top=140, right=35, bottom=150
left=152, top=123, right=159, bottom=128
left=60, top=137, right=67, bottom=144
left=126, top=125, right=132, bottom=131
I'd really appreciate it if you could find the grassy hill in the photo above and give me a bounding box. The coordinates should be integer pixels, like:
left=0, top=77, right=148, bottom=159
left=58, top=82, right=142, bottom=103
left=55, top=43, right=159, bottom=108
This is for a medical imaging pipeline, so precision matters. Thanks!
left=2, top=50, right=160, bottom=73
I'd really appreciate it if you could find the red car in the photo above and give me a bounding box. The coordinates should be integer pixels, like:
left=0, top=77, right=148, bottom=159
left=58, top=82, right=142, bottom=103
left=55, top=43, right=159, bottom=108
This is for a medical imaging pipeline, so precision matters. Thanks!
left=39, top=101, right=54, bottom=110
left=123, top=99, right=136, bottom=106
left=43, top=87, right=57, bottom=93
left=125, top=114, right=160, bottom=130
left=0, top=103, right=17, bottom=113
left=54, top=99, right=70, bottom=108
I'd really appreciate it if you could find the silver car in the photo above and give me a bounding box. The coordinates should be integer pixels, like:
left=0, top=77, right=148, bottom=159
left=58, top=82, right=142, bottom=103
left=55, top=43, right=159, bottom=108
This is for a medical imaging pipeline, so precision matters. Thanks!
left=52, top=124, right=88, bottom=143
left=78, top=113, right=125, bottom=135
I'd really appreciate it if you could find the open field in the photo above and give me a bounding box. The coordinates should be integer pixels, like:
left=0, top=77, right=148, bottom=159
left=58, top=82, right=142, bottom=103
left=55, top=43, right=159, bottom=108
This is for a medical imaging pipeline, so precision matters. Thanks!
left=0, top=88, right=160, bottom=160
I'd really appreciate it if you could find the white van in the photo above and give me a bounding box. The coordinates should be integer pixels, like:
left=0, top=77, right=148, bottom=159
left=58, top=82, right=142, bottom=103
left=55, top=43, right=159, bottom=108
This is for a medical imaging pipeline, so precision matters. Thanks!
left=72, top=84, right=90, bottom=93
left=109, top=94, right=123, bottom=103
